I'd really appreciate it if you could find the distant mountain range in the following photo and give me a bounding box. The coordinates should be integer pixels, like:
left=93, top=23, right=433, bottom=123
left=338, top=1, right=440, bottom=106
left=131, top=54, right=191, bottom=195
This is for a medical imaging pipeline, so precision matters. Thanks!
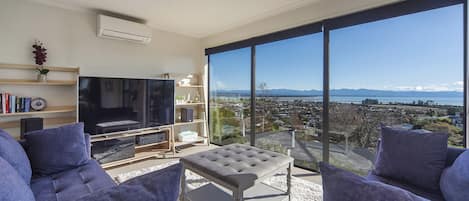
left=212, top=89, right=463, bottom=97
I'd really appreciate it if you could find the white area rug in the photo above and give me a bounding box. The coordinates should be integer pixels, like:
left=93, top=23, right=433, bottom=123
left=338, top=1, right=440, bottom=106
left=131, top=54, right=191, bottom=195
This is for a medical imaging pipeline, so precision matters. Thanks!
left=116, top=160, right=323, bottom=201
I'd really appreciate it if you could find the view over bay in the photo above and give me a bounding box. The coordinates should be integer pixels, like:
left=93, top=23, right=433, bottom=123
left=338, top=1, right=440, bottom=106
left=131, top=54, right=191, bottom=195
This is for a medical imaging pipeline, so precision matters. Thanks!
left=213, top=89, right=463, bottom=106
left=208, top=5, right=464, bottom=174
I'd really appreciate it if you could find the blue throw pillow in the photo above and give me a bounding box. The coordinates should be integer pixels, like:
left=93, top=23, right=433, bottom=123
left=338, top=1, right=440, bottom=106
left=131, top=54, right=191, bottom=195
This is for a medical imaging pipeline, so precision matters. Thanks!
left=320, top=162, right=428, bottom=201
left=0, top=157, right=35, bottom=201
left=74, top=163, right=182, bottom=201
left=0, top=129, right=32, bottom=185
left=440, top=150, right=469, bottom=201
left=24, top=123, right=89, bottom=176
left=373, top=126, right=448, bottom=191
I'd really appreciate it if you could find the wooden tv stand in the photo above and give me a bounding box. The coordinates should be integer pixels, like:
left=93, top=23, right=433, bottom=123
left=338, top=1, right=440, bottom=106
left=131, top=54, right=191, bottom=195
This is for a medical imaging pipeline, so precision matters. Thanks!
left=90, top=126, right=173, bottom=169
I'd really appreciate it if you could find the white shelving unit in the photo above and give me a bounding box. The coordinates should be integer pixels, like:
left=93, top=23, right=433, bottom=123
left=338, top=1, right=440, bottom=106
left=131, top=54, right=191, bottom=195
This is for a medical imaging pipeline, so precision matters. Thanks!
left=173, top=73, right=209, bottom=152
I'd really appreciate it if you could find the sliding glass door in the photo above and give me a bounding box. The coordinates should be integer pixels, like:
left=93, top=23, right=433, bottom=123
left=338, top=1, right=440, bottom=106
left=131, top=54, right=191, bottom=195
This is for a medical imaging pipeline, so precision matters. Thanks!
left=209, top=48, right=251, bottom=145
left=254, top=34, right=323, bottom=170
left=329, top=4, right=464, bottom=175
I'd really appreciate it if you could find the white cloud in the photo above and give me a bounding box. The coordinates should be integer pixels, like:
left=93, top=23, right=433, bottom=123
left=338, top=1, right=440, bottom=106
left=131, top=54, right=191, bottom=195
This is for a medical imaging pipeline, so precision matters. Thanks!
left=392, top=81, right=463, bottom=92
left=453, top=81, right=464, bottom=86
left=215, top=81, right=226, bottom=89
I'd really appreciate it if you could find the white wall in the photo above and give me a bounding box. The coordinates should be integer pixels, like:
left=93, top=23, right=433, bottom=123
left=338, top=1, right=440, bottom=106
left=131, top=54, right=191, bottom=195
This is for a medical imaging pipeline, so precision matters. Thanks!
left=0, top=0, right=204, bottom=138
left=0, top=0, right=204, bottom=77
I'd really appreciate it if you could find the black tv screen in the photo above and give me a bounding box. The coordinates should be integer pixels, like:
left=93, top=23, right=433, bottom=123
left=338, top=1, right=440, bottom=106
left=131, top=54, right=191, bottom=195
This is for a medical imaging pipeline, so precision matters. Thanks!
left=79, top=77, right=174, bottom=135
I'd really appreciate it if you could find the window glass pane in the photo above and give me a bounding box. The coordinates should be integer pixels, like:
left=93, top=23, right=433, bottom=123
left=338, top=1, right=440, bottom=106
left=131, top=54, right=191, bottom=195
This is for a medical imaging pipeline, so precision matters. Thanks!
left=329, top=5, right=464, bottom=175
left=255, top=34, right=323, bottom=171
left=209, top=48, right=251, bottom=145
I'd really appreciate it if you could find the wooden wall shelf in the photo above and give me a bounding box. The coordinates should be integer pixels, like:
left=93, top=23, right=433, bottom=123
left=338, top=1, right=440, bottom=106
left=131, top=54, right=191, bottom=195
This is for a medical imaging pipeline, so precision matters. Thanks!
left=0, top=116, right=76, bottom=129
left=0, top=79, right=76, bottom=86
left=0, top=63, right=79, bottom=72
left=0, top=105, right=76, bottom=117
left=0, top=62, right=79, bottom=137
left=174, top=119, right=205, bottom=126
left=176, top=102, right=204, bottom=106
left=176, top=85, right=203, bottom=88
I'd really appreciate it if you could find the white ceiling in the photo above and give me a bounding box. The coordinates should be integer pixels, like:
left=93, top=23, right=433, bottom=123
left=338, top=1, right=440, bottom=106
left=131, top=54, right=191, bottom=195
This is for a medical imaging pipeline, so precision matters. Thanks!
left=30, top=0, right=398, bottom=38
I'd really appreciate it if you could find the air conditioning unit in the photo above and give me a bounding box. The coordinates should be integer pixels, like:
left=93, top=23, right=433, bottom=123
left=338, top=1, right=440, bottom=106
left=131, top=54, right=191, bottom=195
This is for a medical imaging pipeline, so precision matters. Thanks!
left=97, top=15, right=152, bottom=44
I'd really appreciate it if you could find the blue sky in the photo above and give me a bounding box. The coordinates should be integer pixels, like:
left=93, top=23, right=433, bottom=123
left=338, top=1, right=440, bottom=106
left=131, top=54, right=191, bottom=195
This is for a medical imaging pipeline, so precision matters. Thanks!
left=210, top=4, right=463, bottom=92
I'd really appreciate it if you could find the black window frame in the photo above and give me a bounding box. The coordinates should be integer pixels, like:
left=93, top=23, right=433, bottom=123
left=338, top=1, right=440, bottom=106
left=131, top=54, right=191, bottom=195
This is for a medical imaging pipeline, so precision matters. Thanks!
left=207, top=0, right=468, bottom=162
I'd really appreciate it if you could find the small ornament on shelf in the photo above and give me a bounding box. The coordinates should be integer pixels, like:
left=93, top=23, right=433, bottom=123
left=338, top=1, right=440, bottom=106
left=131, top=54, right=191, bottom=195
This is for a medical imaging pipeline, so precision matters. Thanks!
left=194, top=92, right=201, bottom=102
left=162, top=73, right=170, bottom=79
left=176, top=96, right=186, bottom=104
left=178, top=74, right=194, bottom=86
left=30, top=97, right=47, bottom=111
left=32, top=40, right=49, bottom=82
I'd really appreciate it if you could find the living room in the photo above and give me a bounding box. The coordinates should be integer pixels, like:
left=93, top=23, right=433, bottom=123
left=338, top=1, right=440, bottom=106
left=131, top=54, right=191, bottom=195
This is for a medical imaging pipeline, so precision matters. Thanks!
left=0, top=0, right=468, bottom=201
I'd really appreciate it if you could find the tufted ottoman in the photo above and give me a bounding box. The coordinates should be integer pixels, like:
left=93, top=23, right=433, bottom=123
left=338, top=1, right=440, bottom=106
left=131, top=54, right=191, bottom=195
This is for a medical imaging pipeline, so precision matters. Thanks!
left=180, top=144, right=293, bottom=201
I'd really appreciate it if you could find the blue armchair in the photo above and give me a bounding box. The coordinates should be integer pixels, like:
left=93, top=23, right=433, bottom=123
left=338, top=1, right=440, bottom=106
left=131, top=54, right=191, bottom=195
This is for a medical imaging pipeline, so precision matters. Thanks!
left=0, top=125, right=181, bottom=201
left=367, top=141, right=466, bottom=201
left=320, top=126, right=467, bottom=201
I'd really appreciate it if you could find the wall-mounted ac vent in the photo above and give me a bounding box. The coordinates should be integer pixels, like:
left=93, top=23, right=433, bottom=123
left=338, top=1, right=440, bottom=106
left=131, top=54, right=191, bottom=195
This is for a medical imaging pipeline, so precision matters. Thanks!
left=97, top=15, right=152, bottom=44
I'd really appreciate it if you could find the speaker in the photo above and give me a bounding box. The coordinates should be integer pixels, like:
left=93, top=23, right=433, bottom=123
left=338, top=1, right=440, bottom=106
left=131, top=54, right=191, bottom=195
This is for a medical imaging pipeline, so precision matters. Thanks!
left=136, top=132, right=167, bottom=145
left=20, top=118, right=43, bottom=138
left=181, top=108, right=193, bottom=122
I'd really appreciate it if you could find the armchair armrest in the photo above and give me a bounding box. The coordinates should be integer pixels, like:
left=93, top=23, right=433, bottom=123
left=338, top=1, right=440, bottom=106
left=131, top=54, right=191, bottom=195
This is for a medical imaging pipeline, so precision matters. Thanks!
left=74, top=163, right=182, bottom=201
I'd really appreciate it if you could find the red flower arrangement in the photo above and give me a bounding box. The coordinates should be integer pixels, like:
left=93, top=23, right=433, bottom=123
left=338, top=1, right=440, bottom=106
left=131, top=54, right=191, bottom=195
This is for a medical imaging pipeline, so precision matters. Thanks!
left=32, top=40, right=49, bottom=75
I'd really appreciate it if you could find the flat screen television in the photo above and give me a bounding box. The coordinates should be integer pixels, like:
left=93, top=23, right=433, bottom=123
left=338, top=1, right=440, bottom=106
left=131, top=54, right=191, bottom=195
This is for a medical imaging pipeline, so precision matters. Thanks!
left=79, top=76, right=174, bottom=135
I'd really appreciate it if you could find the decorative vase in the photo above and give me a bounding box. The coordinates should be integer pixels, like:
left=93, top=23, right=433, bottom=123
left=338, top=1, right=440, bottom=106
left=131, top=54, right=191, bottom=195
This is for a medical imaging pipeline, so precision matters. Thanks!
left=38, top=74, right=47, bottom=82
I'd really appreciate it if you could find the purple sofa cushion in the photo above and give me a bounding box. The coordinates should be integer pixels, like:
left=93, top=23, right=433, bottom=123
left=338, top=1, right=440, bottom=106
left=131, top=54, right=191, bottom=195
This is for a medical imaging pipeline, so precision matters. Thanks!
left=0, top=157, right=35, bottom=201
left=367, top=173, right=444, bottom=201
left=320, top=162, right=428, bottom=201
left=373, top=126, right=448, bottom=191
left=0, top=129, right=32, bottom=185
left=25, top=123, right=89, bottom=176
left=440, top=150, right=469, bottom=201
left=74, top=163, right=182, bottom=201
left=31, top=160, right=116, bottom=201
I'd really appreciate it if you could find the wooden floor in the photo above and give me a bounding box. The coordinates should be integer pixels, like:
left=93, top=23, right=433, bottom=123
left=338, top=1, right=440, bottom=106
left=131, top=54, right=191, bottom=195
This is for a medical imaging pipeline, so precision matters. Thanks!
left=105, top=144, right=322, bottom=185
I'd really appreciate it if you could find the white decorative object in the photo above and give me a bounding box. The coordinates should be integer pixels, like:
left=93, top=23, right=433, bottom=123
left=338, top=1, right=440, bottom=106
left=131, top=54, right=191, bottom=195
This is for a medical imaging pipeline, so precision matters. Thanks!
left=177, top=131, right=198, bottom=142
left=30, top=98, right=47, bottom=111
left=178, top=74, right=194, bottom=86
left=179, top=78, right=191, bottom=86
left=186, top=93, right=191, bottom=103
left=37, top=74, right=47, bottom=82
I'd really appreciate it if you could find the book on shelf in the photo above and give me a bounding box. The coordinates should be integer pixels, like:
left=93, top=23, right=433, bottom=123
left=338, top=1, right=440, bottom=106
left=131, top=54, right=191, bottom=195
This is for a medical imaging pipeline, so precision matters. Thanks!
left=0, top=92, right=32, bottom=114
left=10, top=95, right=15, bottom=113
left=16, top=96, right=20, bottom=113
left=20, top=97, right=24, bottom=112
left=24, top=98, right=31, bottom=112
left=3, top=93, right=9, bottom=114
